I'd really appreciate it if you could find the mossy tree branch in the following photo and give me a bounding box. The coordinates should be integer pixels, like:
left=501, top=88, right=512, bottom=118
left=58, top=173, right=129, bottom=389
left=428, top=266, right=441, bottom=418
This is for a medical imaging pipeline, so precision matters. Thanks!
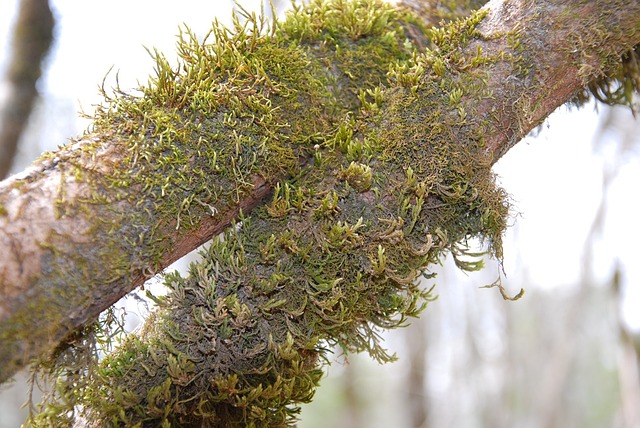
left=1, top=0, right=420, bottom=385
left=0, top=0, right=639, bottom=423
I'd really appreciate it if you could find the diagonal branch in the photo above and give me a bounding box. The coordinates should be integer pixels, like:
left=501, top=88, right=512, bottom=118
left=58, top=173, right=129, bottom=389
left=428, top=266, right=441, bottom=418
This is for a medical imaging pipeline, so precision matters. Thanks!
left=1, top=0, right=639, bottom=389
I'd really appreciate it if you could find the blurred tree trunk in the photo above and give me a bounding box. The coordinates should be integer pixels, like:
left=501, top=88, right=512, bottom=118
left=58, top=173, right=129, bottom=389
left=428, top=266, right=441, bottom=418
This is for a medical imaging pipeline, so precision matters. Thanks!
left=613, top=267, right=640, bottom=428
left=406, top=316, right=428, bottom=428
left=342, top=361, right=365, bottom=428
left=595, top=105, right=640, bottom=428
left=0, top=0, right=54, bottom=179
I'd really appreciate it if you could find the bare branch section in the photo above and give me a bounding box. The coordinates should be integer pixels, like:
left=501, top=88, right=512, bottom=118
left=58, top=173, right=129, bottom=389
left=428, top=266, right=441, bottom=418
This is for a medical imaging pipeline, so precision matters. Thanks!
left=0, top=0, right=639, bottom=391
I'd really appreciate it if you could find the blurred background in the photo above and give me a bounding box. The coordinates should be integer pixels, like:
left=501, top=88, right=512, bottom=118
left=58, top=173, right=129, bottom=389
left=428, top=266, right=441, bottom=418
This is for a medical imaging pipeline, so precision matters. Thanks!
left=1, top=1, right=639, bottom=427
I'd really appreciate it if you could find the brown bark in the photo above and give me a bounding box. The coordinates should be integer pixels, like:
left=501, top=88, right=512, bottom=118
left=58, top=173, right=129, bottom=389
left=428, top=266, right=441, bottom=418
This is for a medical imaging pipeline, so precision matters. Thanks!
left=0, top=135, right=273, bottom=382
left=1, top=0, right=640, bottom=384
left=474, top=0, right=640, bottom=161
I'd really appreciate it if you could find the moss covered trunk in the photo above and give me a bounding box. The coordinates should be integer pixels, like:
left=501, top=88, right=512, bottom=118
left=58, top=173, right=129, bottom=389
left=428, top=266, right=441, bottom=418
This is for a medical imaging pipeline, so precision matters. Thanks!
left=0, top=0, right=639, bottom=425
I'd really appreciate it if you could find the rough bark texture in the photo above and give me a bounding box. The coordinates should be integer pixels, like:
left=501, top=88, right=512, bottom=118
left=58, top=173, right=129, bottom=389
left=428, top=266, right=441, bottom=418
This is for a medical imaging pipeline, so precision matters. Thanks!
left=0, top=0, right=639, bottom=423
left=475, top=0, right=640, bottom=160
left=0, top=137, right=272, bottom=382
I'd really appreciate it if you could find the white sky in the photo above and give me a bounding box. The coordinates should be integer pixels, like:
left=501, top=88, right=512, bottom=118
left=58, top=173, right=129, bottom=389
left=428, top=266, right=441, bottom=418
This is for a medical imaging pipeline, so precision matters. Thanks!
left=1, top=0, right=639, bottom=330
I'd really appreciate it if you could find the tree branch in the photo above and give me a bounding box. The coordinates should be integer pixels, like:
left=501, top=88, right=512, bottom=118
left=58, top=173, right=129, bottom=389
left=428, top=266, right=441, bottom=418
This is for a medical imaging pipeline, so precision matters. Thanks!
left=0, top=1, right=418, bottom=382
left=0, top=0, right=638, bottom=408
left=476, top=0, right=640, bottom=159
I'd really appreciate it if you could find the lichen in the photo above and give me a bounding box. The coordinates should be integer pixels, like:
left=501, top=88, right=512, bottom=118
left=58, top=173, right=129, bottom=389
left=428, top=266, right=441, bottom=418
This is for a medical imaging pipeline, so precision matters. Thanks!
left=28, top=2, right=511, bottom=427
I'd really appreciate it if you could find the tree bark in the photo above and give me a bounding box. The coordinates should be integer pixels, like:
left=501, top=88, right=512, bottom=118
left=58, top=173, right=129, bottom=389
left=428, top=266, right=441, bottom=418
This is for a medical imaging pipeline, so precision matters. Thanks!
left=0, top=0, right=639, bottom=400
left=0, top=139, right=272, bottom=382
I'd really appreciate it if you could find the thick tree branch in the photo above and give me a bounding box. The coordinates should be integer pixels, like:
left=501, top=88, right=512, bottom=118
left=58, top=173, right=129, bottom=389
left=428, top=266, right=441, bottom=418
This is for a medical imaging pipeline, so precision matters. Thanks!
left=0, top=141, right=272, bottom=382
left=476, top=0, right=640, bottom=159
left=1, top=0, right=639, bottom=392
left=0, top=1, right=413, bottom=382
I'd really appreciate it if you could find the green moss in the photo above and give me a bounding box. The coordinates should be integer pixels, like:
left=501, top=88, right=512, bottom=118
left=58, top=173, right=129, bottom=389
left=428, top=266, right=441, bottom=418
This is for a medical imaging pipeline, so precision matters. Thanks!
left=572, top=41, right=640, bottom=108
left=28, top=2, right=513, bottom=427
left=555, top=1, right=640, bottom=108
left=64, top=0, right=419, bottom=286
left=2, top=0, right=421, bottom=385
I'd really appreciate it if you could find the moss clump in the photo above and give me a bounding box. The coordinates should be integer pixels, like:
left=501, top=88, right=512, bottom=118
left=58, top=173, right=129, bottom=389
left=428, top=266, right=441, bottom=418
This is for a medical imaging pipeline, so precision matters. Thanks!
left=573, top=43, right=640, bottom=109
left=29, top=2, right=511, bottom=427
left=378, top=9, right=508, bottom=255
left=2, top=0, right=421, bottom=384
left=32, top=139, right=505, bottom=426
left=563, top=1, right=640, bottom=109
left=72, top=0, right=420, bottom=284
